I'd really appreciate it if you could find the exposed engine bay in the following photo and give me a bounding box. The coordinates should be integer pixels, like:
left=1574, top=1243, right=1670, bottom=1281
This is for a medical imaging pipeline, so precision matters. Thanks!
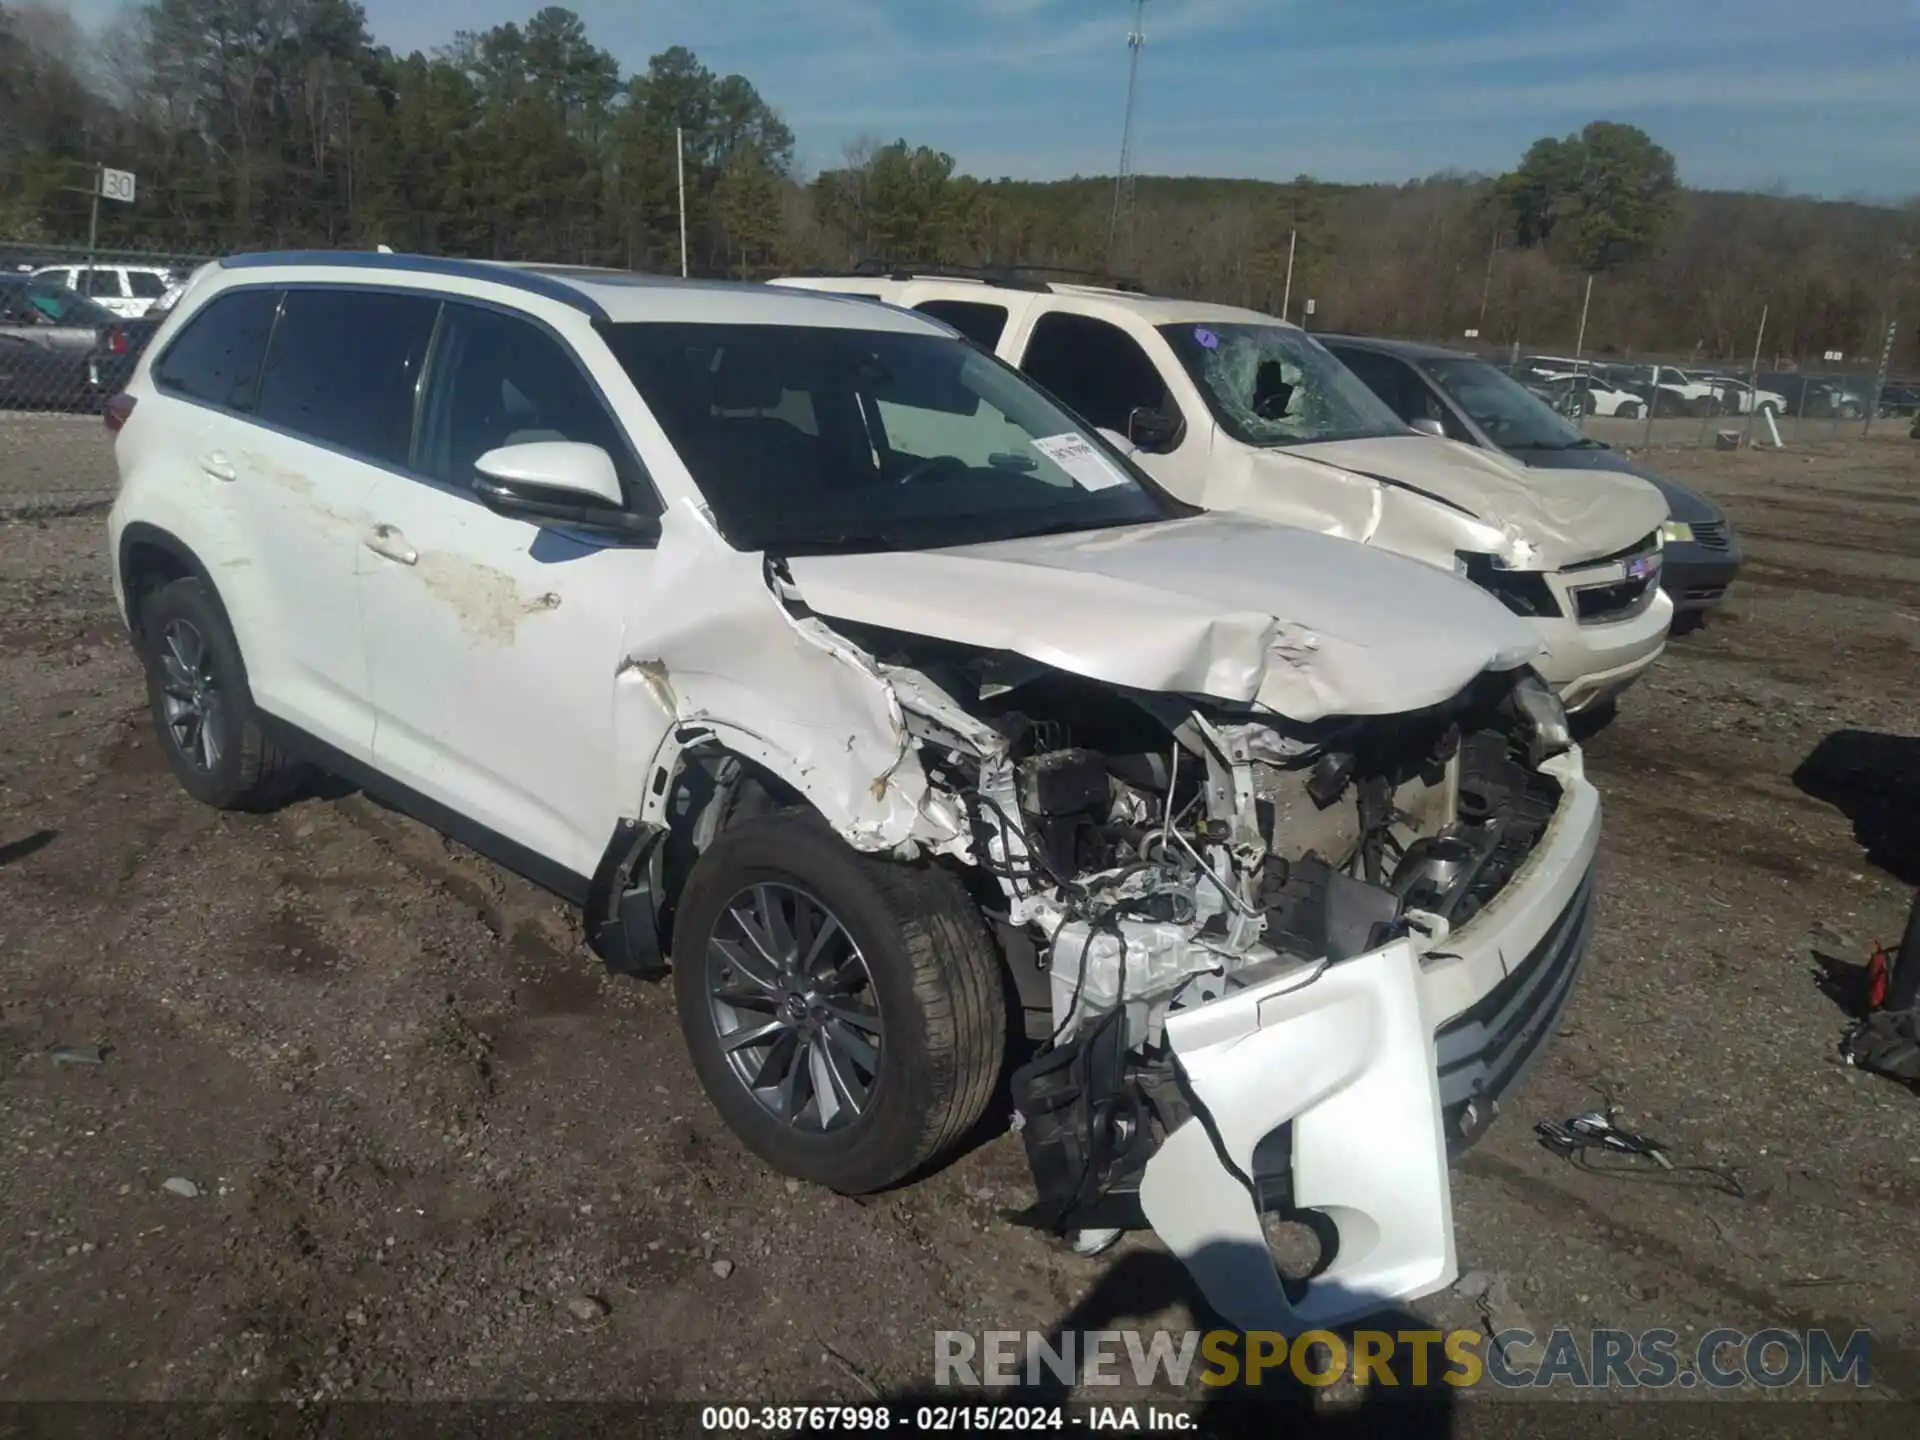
left=831, top=619, right=1575, bottom=1240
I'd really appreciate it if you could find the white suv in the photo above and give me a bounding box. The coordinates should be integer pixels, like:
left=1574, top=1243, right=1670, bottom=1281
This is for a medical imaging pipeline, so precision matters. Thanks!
left=32, top=262, right=179, bottom=318
left=108, top=252, right=1602, bottom=1332
left=774, top=269, right=1673, bottom=716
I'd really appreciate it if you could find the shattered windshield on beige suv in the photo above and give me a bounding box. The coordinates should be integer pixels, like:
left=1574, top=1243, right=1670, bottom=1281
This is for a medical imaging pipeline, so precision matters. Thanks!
left=1159, top=321, right=1408, bottom=447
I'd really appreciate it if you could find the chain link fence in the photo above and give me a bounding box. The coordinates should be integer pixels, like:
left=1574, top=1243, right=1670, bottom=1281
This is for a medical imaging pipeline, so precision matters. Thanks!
left=1443, top=340, right=1916, bottom=451
left=2, top=238, right=213, bottom=416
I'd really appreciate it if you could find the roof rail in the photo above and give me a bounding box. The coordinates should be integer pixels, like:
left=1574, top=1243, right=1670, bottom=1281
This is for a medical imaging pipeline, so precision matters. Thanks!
left=849, top=259, right=1148, bottom=295
left=217, top=250, right=610, bottom=320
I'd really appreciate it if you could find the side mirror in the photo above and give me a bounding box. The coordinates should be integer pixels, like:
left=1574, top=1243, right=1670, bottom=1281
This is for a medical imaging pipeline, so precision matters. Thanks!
left=1408, top=416, right=1446, bottom=438
left=473, top=441, right=658, bottom=542
left=1126, top=405, right=1183, bottom=453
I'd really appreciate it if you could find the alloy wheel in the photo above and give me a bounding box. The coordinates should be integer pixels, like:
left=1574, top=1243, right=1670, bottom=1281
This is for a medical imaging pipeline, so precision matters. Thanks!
left=705, top=883, right=884, bottom=1134
left=156, top=618, right=223, bottom=773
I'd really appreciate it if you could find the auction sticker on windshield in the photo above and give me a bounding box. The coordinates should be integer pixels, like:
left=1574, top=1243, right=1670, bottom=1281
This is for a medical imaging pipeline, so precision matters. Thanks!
left=1032, top=433, right=1128, bottom=492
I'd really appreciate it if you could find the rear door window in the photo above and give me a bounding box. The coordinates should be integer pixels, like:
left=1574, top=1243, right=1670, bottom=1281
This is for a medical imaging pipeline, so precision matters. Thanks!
left=126, top=271, right=168, bottom=299
left=82, top=269, right=126, bottom=299
left=253, top=288, right=439, bottom=467
left=152, top=288, right=280, bottom=411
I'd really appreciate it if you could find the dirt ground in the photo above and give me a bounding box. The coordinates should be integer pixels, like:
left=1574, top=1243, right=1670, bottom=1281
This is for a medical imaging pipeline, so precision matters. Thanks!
left=2, top=424, right=1919, bottom=1424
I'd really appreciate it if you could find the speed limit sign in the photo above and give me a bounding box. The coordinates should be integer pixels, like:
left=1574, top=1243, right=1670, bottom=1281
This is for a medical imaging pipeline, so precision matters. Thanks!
left=99, top=167, right=137, bottom=204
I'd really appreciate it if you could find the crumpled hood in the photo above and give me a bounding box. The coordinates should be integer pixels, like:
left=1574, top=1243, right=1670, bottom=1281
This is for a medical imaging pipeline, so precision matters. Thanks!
left=785, top=514, right=1542, bottom=723
left=1281, top=435, right=1671, bottom=569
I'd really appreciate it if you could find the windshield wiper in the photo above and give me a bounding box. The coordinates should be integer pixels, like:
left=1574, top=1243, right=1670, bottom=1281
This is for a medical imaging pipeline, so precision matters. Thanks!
left=757, top=524, right=928, bottom=555
left=1511, top=437, right=1606, bottom=452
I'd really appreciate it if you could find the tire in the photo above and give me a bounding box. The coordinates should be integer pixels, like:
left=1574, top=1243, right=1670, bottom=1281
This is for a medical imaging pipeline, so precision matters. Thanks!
left=138, top=578, right=303, bottom=810
left=671, top=811, right=1005, bottom=1193
left=1618, top=402, right=1642, bottom=420
left=1569, top=695, right=1620, bottom=742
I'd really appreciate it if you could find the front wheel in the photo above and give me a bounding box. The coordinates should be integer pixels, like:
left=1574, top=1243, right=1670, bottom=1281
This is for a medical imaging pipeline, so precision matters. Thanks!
left=672, top=812, right=1006, bottom=1193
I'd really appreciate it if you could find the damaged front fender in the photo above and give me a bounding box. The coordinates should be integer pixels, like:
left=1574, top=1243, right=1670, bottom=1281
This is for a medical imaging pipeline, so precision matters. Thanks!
left=617, top=500, right=971, bottom=854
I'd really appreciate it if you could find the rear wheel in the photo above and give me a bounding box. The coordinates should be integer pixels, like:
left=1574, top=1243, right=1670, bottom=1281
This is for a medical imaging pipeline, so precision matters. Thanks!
left=138, top=578, right=302, bottom=809
left=1618, top=402, right=1642, bottom=420
left=671, top=812, right=1005, bottom=1193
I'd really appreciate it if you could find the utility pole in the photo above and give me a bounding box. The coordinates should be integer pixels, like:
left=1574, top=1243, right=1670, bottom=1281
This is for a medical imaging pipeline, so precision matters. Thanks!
left=1106, top=0, right=1147, bottom=265
left=1572, top=271, right=1594, bottom=363
left=1570, top=271, right=1594, bottom=429
left=1280, top=228, right=1297, bottom=323
left=1866, top=315, right=1898, bottom=438
left=86, top=165, right=103, bottom=274
left=1478, top=225, right=1499, bottom=335
left=1741, top=304, right=1769, bottom=448
left=676, top=125, right=689, bottom=278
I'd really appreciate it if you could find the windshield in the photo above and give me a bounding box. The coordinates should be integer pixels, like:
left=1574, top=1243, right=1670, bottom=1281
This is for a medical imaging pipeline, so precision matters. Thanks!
left=604, top=323, right=1177, bottom=553
left=1422, top=357, right=1598, bottom=451
left=1158, top=322, right=1406, bottom=446
left=22, top=281, right=114, bottom=327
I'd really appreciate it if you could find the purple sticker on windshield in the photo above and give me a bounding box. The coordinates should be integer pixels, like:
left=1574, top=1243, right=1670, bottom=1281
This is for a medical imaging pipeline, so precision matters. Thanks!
left=1194, top=326, right=1220, bottom=350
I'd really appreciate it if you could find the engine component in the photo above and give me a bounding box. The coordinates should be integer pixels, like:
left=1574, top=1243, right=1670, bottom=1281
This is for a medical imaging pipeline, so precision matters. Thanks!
left=1016, top=747, right=1112, bottom=880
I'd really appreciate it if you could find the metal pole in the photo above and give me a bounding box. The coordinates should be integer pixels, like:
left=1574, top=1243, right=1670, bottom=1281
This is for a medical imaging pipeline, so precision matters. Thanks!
left=1107, top=0, right=1147, bottom=263
left=676, top=125, right=689, bottom=279
left=1867, top=315, right=1898, bottom=439
left=1570, top=272, right=1593, bottom=432
left=1478, top=225, right=1498, bottom=335
left=1281, top=228, right=1296, bottom=322
left=1741, top=303, right=1767, bottom=448
left=86, top=165, right=102, bottom=276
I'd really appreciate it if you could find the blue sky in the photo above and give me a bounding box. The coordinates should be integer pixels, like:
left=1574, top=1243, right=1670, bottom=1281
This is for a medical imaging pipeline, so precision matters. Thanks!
left=72, top=0, right=1920, bottom=197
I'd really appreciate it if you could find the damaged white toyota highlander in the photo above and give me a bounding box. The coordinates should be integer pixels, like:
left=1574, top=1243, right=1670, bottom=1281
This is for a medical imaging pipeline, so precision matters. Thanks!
left=107, top=254, right=1601, bottom=1333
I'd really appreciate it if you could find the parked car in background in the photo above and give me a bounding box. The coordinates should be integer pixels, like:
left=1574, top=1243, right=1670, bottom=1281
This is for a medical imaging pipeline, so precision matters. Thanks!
left=774, top=267, right=1673, bottom=716
left=0, top=273, right=139, bottom=409
left=1323, top=336, right=1742, bottom=637
left=1878, top=382, right=1920, bottom=418
left=1533, top=373, right=1645, bottom=418
left=1608, top=364, right=1719, bottom=417
left=108, top=249, right=1607, bottom=1332
left=1693, top=375, right=1788, bottom=416
left=30, top=263, right=179, bottom=319
left=1759, top=372, right=1871, bottom=420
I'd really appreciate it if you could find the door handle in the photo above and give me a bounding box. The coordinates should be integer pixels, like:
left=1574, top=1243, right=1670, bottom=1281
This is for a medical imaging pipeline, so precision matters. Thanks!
left=364, top=523, right=418, bottom=566
left=198, top=451, right=236, bottom=482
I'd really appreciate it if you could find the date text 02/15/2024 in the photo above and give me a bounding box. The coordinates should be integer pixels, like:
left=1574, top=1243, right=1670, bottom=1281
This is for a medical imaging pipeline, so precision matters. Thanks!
left=699, top=1405, right=1193, bottom=1432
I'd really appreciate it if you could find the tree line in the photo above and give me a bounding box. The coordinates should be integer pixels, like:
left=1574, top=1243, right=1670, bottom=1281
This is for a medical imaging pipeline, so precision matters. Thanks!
left=4, top=0, right=1914, bottom=367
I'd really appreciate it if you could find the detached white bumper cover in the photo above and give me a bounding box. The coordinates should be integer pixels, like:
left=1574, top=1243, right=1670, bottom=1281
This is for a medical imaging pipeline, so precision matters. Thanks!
left=1140, top=754, right=1601, bottom=1332
left=1139, top=941, right=1453, bottom=1332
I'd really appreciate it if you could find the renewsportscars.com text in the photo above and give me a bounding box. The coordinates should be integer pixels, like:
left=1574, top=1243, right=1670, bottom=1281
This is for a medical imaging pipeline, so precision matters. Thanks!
left=934, top=1326, right=1872, bottom=1390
